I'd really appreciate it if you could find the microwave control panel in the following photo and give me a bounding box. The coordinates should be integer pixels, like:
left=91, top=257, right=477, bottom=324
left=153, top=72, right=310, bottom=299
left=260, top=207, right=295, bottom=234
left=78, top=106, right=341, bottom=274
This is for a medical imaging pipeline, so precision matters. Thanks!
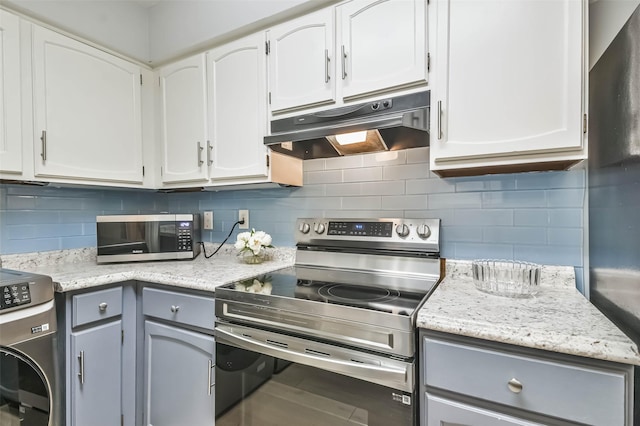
left=177, top=221, right=194, bottom=251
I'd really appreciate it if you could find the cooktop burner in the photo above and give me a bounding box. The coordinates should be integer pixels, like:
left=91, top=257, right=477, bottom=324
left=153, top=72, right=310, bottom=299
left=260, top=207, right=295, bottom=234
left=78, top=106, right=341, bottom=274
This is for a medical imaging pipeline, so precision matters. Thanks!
left=319, top=284, right=399, bottom=302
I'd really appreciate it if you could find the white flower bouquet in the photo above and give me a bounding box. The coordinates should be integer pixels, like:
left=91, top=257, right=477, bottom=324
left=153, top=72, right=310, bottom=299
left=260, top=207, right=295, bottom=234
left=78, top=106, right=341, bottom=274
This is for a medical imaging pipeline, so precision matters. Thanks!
left=235, top=229, right=273, bottom=263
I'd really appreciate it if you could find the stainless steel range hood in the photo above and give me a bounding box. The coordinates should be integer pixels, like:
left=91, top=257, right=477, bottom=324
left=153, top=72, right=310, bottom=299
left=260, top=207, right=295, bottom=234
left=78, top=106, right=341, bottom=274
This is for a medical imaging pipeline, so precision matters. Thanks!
left=264, top=91, right=430, bottom=160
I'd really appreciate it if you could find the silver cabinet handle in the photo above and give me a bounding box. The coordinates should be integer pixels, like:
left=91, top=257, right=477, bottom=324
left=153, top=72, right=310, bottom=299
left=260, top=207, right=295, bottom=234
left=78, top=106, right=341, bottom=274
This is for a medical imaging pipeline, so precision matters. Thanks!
left=325, top=49, right=330, bottom=83
left=40, top=130, right=47, bottom=161
left=207, top=359, right=214, bottom=395
left=507, top=378, right=523, bottom=394
left=341, top=45, right=347, bottom=80
left=78, top=351, right=85, bottom=385
left=206, top=140, right=213, bottom=166
left=170, top=305, right=180, bottom=313
left=98, top=302, right=108, bottom=312
left=197, top=141, right=204, bottom=166
left=437, top=100, right=443, bottom=140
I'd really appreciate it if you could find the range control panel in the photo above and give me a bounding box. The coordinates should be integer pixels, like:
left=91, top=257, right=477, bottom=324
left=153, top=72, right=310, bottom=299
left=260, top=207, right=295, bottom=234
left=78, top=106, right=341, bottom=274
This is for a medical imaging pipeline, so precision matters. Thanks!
left=327, top=221, right=393, bottom=237
left=295, top=218, right=440, bottom=253
left=1, top=282, right=32, bottom=310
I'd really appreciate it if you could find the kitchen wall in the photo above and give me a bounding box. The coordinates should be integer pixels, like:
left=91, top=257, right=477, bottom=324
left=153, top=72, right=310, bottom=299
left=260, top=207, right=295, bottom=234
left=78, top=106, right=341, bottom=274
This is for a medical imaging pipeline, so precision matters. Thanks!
left=0, top=148, right=586, bottom=291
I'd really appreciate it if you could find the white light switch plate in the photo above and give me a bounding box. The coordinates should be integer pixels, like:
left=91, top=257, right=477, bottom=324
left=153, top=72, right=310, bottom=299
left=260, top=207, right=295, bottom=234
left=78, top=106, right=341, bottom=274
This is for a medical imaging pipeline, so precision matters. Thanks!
left=203, top=211, right=213, bottom=230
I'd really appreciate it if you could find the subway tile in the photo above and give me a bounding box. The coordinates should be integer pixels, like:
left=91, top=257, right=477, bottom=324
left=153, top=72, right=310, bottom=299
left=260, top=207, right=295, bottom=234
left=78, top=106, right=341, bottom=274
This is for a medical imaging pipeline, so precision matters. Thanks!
left=513, top=209, right=549, bottom=227
left=381, top=195, right=427, bottom=210
left=514, top=244, right=583, bottom=267
left=5, top=238, right=60, bottom=253
left=454, top=243, right=514, bottom=260
left=406, top=178, right=455, bottom=194
left=546, top=188, right=585, bottom=208
left=325, top=155, right=364, bottom=170
left=288, top=184, right=326, bottom=198
left=360, top=181, right=405, bottom=196
left=455, top=176, right=516, bottom=192
left=428, top=192, right=482, bottom=209
left=6, top=195, right=37, bottom=210
left=303, top=158, right=326, bottom=172
left=343, top=167, right=383, bottom=183
left=325, top=183, right=362, bottom=196
left=454, top=209, right=513, bottom=226
left=61, top=235, right=96, bottom=249
left=405, top=147, right=430, bottom=164
left=342, top=196, right=382, bottom=210
left=363, top=150, right=407, bottom=166
left=547, top=228, right=583, bottom=246
left=548, top=209, right=583, bottom=227
left=404, top=209, right=455, bottom=224
left=574, top=267, right=585, bottom=294
left=382, top=163, right=430, bottom=180
left=1, top=211, right=60, bottom=225
left=483, top=227, right=547, bottom=245
left=515, top=169, right=585, bottom=190
left=482, top=190, right=546, bottom=208
left=324, top=210, right=403, bottom=219
left=297, top=197, right=342, bottom=210
left=441, top=226, right=483, bottom=242
left=304, top=170, right=343, bottom=185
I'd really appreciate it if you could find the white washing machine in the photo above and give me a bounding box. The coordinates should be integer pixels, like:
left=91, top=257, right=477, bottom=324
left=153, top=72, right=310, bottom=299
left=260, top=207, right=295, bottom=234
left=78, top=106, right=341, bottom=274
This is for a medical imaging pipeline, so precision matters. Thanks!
left=0, top=268, right=61, bottom=426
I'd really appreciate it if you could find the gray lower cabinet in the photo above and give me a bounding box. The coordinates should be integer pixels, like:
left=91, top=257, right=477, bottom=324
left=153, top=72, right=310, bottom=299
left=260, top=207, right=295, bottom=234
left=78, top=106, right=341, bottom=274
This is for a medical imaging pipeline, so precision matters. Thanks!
left=60, top=283, right=137, bottom=426
left=71, top=321, right=122, bottom=426
left=142, top=286, right=216, bottom=426
left=421, top=330, right=635, bottom=426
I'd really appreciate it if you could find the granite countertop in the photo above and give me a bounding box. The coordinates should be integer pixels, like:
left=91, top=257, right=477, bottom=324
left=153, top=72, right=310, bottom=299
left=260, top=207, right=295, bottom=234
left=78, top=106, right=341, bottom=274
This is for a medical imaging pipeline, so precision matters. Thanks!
left=417, top=260, right=640, bottom=366
left=0, top=244, right=295, bottom=293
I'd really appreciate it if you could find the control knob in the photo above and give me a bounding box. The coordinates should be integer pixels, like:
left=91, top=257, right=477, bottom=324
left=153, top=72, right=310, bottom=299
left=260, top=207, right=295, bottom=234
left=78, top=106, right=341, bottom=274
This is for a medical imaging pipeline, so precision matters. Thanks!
left=417, top=224, right=431, bottom=239
left=299, top=222, right=310, bottom=234
left=396, top=223, right=410, bottom=238
left=313, top=223, right=326, bottom=234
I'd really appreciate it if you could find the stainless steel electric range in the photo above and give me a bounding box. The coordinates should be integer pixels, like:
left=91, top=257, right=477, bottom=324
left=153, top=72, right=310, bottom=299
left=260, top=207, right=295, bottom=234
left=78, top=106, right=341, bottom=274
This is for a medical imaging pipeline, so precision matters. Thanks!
left=214, top=218, right=442, bottom=426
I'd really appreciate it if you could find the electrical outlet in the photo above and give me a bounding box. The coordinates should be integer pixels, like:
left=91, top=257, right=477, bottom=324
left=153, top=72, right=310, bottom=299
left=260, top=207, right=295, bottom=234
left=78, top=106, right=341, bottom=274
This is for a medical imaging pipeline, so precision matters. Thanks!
left=238, top=210, right=249, bottom=229
left=203, top=211, right=213, bottom=230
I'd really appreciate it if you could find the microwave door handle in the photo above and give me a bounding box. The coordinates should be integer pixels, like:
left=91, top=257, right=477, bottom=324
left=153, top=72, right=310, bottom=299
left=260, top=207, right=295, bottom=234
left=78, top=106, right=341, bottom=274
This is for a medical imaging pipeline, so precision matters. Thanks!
left=215, top=327, right=409, bottom=390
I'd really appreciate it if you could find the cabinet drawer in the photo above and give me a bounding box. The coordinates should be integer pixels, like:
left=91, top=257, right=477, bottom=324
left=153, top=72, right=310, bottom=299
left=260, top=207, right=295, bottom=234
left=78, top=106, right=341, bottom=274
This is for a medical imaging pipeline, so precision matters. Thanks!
left=142, top=287, right=215, bottom=330
left=424, top=337, right=627, bottom=425
left=72, top=287, right=123, bottom=327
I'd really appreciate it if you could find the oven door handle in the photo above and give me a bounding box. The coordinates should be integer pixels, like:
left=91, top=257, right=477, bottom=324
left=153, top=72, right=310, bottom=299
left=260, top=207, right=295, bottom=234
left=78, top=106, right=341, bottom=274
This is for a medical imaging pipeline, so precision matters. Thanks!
left=215, top=327, right=410, bottom=391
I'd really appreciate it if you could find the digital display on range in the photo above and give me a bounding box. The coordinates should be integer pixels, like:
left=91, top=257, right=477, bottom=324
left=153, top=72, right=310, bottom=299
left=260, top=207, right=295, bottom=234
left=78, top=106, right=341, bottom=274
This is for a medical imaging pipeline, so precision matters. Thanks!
left=327, top=221, right=393, bottom=237
left=1, top=283, right=32, bottom=310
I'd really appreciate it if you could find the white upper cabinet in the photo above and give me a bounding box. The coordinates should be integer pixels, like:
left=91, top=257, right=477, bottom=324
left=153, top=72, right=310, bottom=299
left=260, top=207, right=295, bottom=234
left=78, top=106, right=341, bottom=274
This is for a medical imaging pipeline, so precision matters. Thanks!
left=0, top=10, right=22, bottom=174
left=158, top=54, right=209, bottom=184
left=430, top=0, right=586, bottom=175
left=338, top=0, right=428, bottom=100
left=268, top=8, right=336, bottom=113
left=207, top=32, right=268, bottom=180
left=32, top=26, right=144, bottom=184
left=267, top=0, right=428, bottom=116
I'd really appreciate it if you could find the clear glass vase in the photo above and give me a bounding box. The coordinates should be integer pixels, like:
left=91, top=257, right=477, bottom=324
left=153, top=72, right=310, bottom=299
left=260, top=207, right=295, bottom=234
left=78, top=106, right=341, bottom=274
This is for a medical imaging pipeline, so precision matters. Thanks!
left=241, top=251, right=265, bottom=264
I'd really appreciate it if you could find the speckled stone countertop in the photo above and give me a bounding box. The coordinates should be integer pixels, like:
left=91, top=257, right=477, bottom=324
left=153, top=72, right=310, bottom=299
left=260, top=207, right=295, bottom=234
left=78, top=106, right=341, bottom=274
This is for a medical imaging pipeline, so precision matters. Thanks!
left=417, top=260, right=640, bottom=366
left=0, top=244, right=295, bottom=293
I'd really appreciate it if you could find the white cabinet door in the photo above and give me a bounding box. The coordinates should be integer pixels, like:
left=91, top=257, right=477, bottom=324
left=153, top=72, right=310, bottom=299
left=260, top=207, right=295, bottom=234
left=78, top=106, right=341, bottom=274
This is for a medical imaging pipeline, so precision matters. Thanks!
left=339, top=0, right=428, bottom=99
left=144, top=321, right=215, bottom=426
left=158, top=54, right=209, bottom=184
left=268, top=7, right=335, bottom=113
left=207, top=32, right=268, bottom=180
left=71, top=321, right=122, bottom=426
left=430, top=0, right=584, bottom=169
left=0, top=10, right=22, bottom=174
left=32, top=26, right=143, bottom=184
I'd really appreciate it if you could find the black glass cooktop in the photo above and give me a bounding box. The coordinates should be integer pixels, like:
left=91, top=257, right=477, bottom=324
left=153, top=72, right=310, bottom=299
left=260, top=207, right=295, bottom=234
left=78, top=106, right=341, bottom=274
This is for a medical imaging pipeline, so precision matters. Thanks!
left=225, top=267, right=426, bottom=316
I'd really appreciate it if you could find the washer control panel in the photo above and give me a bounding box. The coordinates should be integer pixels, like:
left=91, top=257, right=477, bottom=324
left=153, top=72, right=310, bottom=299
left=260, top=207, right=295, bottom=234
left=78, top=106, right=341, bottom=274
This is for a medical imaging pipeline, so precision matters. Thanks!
left=1, top=282, right=32, bottom=310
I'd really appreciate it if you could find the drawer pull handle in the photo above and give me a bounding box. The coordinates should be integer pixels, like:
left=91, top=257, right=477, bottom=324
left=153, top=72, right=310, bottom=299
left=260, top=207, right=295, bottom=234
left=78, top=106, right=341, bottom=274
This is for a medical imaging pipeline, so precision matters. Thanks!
left=171, top=305, right=180, bottom=313
left=507, top=378, right=523, bottom=394
left=207, top=359, right=214, bottom=396
left=98, top=302, right=108, bottom=312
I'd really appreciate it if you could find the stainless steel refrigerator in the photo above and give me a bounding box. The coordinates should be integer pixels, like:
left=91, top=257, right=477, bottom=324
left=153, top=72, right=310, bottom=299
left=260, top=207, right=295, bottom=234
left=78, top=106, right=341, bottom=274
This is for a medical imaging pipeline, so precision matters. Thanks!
left=588, top=4, right=640, bottom=424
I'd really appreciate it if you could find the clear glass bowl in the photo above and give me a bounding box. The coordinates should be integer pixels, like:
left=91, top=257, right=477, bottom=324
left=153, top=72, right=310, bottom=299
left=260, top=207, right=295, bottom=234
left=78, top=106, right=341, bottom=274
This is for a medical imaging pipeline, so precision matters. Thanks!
left=471, top=260, right=541, bottom=298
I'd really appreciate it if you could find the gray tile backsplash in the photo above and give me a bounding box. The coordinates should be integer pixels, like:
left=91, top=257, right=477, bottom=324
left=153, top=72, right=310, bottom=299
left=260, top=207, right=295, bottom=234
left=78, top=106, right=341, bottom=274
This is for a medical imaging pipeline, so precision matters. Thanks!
left=0, top=147, right=586, bottom=291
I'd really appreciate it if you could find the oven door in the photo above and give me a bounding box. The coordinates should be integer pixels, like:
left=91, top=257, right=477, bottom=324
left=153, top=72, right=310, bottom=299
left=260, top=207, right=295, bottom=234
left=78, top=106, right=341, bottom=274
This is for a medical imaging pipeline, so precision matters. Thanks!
left=215, top=322, right=416, bottom=426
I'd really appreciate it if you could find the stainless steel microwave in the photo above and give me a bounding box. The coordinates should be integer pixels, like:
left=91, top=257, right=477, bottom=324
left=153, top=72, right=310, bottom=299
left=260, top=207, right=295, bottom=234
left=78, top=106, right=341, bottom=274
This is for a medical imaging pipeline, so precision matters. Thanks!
left=96, top=214, right=201, bottom=264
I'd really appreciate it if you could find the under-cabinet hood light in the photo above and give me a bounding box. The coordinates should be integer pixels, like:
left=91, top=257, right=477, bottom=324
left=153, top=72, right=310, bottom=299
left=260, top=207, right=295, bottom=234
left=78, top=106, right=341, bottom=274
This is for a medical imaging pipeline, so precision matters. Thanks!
left=333, top=131, right=368, bottom=145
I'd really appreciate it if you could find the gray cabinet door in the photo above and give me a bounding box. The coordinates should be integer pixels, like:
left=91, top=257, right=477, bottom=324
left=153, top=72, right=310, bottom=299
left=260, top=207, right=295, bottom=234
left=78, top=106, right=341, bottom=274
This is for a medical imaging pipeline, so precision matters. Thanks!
left=144, top=320, right=215, bottom=426
left=71, top=320, right=122, bottom=426
left=426, top=393, right=542, bottom=426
